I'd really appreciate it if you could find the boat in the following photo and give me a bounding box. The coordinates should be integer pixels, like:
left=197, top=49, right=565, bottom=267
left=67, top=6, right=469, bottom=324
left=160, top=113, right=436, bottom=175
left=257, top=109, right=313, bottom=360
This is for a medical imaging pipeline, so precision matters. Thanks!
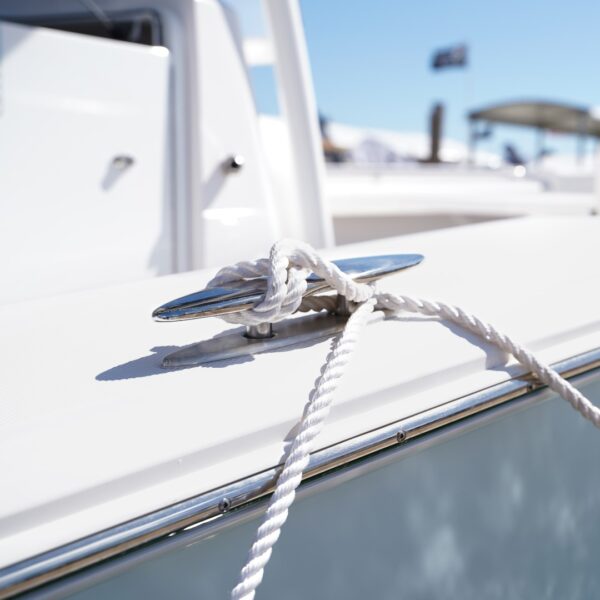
left=1, top=1, right=600, bottom=598
left=319, top=102, right=600, bottom=244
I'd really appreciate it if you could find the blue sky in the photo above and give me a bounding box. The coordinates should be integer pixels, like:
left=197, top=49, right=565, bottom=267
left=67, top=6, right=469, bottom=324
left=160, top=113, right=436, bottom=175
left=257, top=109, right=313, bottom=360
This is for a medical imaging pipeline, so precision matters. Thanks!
left=227, top=0, right=600, bottom=159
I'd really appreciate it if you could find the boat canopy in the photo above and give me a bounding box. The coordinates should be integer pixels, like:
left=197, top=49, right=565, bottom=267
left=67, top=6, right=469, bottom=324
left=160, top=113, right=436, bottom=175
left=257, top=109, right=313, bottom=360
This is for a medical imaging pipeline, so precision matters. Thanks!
left=468, top=100, right=600, bottom=137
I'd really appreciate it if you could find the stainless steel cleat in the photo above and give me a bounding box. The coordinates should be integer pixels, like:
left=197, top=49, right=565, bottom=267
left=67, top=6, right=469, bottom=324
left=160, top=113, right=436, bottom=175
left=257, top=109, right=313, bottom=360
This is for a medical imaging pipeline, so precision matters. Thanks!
left=153, top=254, right=423, bottom=367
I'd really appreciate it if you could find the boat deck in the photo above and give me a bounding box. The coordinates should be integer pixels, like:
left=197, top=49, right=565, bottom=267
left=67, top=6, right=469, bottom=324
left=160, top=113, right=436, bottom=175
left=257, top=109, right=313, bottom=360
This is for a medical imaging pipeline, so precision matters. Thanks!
left=2, top=216, right=600, bottom=568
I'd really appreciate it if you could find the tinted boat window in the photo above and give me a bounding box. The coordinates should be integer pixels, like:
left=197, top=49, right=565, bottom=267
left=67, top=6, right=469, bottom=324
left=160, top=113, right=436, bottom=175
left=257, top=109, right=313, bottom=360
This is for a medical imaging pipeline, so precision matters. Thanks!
left=1, top=10, right=163, bottom=46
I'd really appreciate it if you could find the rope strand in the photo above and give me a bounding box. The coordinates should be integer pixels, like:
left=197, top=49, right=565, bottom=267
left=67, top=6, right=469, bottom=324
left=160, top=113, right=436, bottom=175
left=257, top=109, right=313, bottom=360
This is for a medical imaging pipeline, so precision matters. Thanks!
left=230, top=299, right=376, bottom=600
left=220, top=239, right=600, bottom=599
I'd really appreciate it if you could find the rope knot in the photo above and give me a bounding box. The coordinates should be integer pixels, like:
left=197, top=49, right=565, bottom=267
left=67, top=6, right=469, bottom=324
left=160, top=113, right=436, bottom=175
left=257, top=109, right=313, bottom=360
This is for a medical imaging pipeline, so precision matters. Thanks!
left=206, top=239, right=375, bottom=326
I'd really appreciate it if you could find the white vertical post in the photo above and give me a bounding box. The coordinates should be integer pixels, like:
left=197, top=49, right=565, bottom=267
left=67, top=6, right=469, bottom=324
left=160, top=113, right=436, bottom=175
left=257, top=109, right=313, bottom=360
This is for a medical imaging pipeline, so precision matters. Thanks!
left=262, top=0, right=334, bottom=248
left=594, top=143, right=600, bottom=216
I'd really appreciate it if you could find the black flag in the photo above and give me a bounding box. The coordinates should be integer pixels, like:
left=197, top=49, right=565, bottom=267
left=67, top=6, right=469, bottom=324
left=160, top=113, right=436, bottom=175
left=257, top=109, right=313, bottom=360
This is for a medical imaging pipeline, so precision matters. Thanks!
left=431, top=44, right=468, bottom=70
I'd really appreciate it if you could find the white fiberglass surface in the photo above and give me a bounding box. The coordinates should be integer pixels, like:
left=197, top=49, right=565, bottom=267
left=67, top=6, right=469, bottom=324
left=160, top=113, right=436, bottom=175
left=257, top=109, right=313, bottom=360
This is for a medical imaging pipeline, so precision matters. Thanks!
left=0, top=22, right=172, bottom=303
left=50, top=371, right=600, bottom=599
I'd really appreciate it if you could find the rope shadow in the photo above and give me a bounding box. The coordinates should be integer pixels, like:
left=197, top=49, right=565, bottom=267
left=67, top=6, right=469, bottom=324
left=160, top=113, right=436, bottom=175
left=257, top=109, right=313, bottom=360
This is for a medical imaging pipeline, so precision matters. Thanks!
left=387, top=314, right=523, bottom=376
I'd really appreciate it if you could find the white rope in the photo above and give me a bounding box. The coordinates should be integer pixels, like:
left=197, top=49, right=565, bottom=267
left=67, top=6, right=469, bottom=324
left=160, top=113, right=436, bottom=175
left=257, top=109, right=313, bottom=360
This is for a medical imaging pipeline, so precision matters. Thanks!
left=218, top=239, right=600, bottom=600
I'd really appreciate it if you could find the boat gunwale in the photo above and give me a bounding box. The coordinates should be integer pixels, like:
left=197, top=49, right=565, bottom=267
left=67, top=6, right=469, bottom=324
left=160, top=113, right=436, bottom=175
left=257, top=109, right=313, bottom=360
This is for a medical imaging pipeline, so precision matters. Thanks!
left=2, top=346, right=600, bottom=598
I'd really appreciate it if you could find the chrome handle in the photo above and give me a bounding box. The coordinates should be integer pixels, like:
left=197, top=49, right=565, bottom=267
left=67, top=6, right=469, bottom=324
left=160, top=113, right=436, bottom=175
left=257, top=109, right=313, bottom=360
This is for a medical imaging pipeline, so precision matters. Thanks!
left=111, top=155, right=135, bottom=171
left=222, top=154, right=245, bottom=173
